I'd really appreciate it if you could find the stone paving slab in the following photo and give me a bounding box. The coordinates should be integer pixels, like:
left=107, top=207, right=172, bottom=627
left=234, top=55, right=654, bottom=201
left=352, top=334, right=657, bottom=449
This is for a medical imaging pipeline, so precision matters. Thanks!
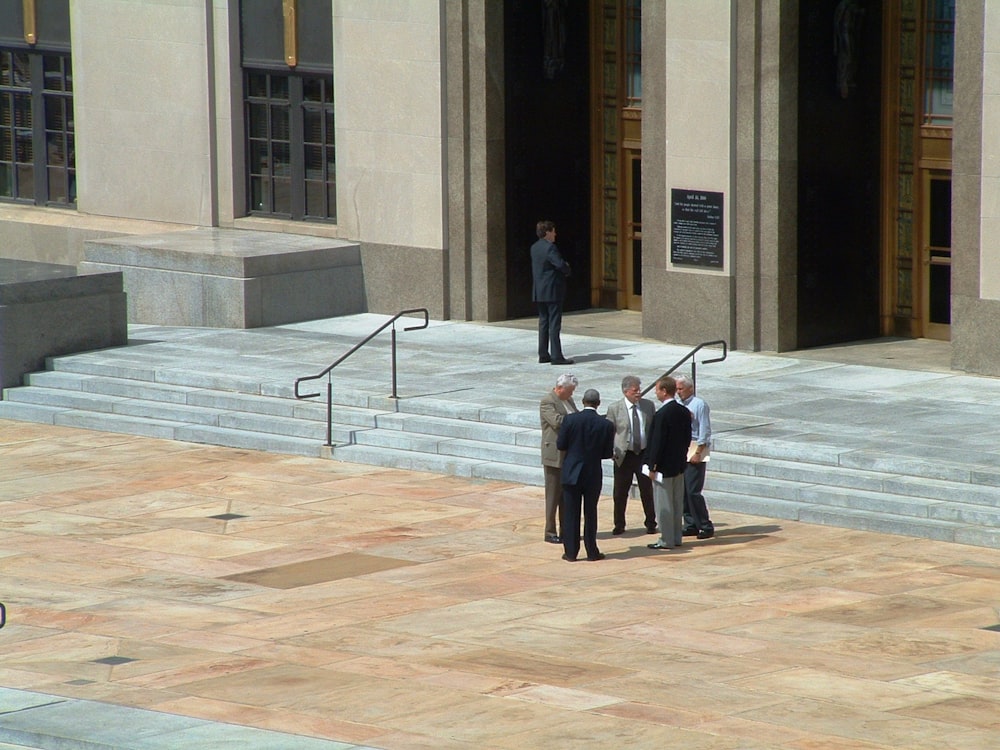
left=2, top=415, right=1000, bottom=749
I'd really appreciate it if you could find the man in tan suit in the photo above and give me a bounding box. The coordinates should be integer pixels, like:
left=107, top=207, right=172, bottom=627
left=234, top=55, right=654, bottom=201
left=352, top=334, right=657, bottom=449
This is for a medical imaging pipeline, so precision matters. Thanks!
left=540, top=373, right=578, bottom=542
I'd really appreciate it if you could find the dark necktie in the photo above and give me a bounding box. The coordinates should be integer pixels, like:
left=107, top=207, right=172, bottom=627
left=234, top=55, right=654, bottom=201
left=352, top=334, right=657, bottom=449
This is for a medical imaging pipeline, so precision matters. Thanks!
left=631, top=404, right=641, bottom=452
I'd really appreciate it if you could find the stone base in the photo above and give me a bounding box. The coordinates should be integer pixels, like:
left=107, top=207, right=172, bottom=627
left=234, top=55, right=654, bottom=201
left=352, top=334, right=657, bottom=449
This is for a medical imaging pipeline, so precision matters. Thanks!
left=0, top=259, right=127, bottom=393
left=79, top=229, right=366, bottom=328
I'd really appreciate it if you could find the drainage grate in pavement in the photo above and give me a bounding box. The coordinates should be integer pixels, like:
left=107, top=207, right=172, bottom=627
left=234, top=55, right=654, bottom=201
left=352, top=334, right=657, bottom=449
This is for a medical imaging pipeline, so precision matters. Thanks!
left=92, top=656, right=136, bottom=666
left=222, top=552, right=417, bottom=589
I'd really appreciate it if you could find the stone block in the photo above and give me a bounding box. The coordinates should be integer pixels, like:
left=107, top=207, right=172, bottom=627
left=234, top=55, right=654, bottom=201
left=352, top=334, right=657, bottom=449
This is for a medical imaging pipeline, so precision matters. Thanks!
left=80, top=229, right=365, bottom=328
left=0, top=259, right=127, bottom=393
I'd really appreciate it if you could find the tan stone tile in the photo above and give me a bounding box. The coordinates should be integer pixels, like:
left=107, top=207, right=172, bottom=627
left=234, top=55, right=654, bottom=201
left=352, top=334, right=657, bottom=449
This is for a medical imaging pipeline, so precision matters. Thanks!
left=95, top=548, right=254, bottom=578
left=841, top=570, right=971, bottom=595
left=892, top=669, right=1000, bottom=701
left=801, top=593, right=973, bottom=627
left=503, top=710, right=749, bottom=750
left=716, top=613, right=871, bottom=646
left=100, top=528, right=280, bottom=558
left=747, top=640, right=928, bottom=681
left=604, top=621, right=769, bottom=657
left=914, top=577, right=1000, bottom=607
left=0, top=554, right=143, bottom=585
left=729, top=666, right=952, bottom=711
left=824, top=627, right=998, bottom=661
left=0, top=509, right=156, bottom=538
left=172, top=474, right=347, bottom=506
left=149, top=695, right=388, bottom=745
left=233, top=642, right=357, bottom=667
left=374, top=694, right=576, bottom=745
left=647, top=712, right=819, bottom=746
left=425, top=570, right=564, bottom=600
left=217, top=576, right=390, bottom=614
left=891, top=695, right=1000, bottom=730
left=504, top=683, right=624, bottom=710
left=73, top=595, right=266, bottom=630
left=414, top=668, right=520, bottom=694
left=736, top=697, right=955, bottom=748
left=525, top=600, right=676, bottom=633
left=152, top=629, right=268, bottom=654
left=117, top=655, right=278, bottom=690
left=776, top=731, right=895, bottom=749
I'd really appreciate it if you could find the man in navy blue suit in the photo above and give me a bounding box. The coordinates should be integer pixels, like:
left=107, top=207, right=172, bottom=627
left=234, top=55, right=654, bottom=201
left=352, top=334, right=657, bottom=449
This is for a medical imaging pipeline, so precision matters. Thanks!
left=557, top=388, right=615, bottom=561
left=530, top=220, right=573, bottom=365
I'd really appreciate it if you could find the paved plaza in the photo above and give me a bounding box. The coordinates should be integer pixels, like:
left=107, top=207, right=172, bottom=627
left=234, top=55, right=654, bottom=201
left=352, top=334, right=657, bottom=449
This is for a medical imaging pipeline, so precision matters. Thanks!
left=1, top=314, right=1000, bottom=748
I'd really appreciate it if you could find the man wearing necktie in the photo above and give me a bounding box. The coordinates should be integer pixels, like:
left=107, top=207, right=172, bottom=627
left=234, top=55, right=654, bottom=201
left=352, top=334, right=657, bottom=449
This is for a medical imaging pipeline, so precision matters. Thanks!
left=604, top=375, right=658, bottom=535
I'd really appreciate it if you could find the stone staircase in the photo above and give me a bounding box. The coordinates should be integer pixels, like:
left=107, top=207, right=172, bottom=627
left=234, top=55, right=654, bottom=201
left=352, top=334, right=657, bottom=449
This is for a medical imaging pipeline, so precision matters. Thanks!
left=2, top=348, right=1000, bottom=549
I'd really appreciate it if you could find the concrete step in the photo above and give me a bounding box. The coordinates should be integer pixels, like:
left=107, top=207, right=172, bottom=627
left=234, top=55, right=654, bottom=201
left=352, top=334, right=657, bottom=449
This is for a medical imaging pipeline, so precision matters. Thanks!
left=708, top=489, right=1000, bottom=548
left=7, top=352, right=1000, bottom=550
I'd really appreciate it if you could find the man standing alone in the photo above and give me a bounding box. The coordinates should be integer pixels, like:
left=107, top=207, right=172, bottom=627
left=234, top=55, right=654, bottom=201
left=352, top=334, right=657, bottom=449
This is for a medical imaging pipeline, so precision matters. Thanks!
left=646, top=377, right=691, bottom=550
left=557, top=388, right=614, bottom=561
left=530, top=220, right=573, bottom=365
left=605, top=375, right=657, bottom=535
left=539, top=373, right=578, bottom=543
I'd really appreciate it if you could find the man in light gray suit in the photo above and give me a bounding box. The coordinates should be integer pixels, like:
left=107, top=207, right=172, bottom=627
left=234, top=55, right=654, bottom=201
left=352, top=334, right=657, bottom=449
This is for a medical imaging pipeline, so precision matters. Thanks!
left=605, top=375, right=657, bottom=535
left=539, top=372, right=578, bottom=543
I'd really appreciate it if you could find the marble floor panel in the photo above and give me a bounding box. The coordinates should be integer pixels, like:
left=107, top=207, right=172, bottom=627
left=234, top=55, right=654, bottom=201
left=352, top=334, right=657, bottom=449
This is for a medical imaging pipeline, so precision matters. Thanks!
left=2, top=420, right=1000, bottom=749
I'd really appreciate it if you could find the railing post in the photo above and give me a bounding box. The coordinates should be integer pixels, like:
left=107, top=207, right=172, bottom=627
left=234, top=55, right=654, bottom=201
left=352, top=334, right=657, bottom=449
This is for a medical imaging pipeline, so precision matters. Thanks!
left=390, top=325, right=398, bottom=399
left=325, top=380, right=333, bottom=446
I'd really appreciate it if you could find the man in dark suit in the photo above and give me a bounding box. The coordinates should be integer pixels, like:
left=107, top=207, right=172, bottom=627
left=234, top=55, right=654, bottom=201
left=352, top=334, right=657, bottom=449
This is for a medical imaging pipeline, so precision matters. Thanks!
left=530, top=219, right=573, bottom=365
left=557, top=388, right=615, bottom=561
left=646, top=377, right=692, bottom=550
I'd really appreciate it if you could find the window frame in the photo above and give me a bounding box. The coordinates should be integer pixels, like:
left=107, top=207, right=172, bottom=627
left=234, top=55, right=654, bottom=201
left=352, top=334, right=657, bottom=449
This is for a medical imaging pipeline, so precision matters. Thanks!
left=244, top=68, right=335, bottom=223
left=0, top=46, right=75, bottom=207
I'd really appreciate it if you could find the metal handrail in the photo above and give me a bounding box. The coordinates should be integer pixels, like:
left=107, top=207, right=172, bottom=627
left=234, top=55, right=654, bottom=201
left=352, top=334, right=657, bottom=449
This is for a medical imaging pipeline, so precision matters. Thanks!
left=640, top=339, right=728, bottom=398
left=294, top=308, right=429, bottom=446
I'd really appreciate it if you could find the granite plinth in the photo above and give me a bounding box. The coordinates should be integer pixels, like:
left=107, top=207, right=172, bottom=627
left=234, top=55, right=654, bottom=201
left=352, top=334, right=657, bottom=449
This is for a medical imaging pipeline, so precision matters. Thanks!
left=79, top=229, right=365, bottom=328
left=0, top=259, right=127, bottom=394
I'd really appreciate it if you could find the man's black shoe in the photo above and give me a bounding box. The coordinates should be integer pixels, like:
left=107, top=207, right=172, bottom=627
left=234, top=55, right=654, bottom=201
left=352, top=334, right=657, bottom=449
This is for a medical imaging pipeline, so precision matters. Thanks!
left=561, top=553, right=577, bottom=562
left=538, top=355, right=551, bottom=363
left=645, top=526, right=659, bottom=534
left=682, top=527, right=699, bottom=537
left=587, top=552, right=606, bottom=561
left=550, top=358, right=575, bottom=365
left=697, top=528, right=715, bottom=539
left=612, top=527, right=624, bottom=536
left=545, top=535, right=561, bottom=543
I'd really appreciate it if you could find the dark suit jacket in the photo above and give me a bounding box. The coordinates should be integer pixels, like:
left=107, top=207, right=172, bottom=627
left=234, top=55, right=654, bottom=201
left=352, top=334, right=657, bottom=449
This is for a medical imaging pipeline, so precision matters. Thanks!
left=530, top=238, right=571, bottom=303
left=647, top=400, right=691, bottom=478
left=558, top=407, right=615, bottom=487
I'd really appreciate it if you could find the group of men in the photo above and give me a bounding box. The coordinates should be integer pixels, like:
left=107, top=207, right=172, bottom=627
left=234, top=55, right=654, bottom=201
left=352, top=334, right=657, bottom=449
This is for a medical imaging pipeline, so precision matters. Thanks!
left=531, top=217, right=714, bottom=561
left=539, top=372, right=714, bottom=562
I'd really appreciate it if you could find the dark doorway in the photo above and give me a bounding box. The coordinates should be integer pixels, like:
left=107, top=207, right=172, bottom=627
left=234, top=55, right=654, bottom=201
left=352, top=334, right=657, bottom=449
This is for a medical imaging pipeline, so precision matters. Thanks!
left=797, top=0, right=882, bottom=347
left=504, top=0, right=592, bottom=319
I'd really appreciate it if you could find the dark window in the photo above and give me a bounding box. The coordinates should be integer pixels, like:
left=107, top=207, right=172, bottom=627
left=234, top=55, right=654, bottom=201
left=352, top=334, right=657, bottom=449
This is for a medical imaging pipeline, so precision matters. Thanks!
left=923, top=0, right=954, bottom=125
left=0, top=47, right=74, bottom=206
left=245, top=70, right=335, bottom=221
left=240, top=1, right=334, bottom=222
